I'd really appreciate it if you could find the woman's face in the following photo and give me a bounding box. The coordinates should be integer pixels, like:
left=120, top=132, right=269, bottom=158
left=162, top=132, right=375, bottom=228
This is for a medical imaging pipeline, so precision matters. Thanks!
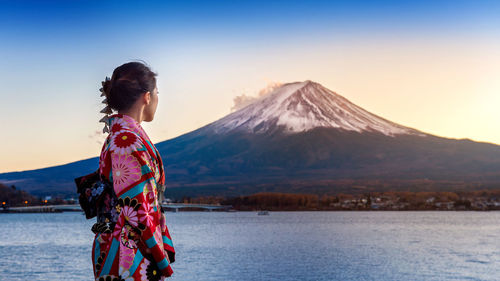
left=143, top=86, right=159, bottom=122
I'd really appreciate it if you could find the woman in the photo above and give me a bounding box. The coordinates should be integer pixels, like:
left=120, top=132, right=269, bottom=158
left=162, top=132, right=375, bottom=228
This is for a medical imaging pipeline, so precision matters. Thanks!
left=92, top=62, right=175, bottom=281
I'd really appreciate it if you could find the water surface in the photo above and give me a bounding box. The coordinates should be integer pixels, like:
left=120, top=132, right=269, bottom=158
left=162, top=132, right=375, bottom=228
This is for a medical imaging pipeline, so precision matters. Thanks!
left=0, top=211, right=498, bottom=281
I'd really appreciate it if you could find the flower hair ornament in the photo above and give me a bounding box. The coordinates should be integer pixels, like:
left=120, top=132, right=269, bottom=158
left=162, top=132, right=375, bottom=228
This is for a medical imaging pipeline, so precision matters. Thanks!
left=99, top=76, right=113, bottom=133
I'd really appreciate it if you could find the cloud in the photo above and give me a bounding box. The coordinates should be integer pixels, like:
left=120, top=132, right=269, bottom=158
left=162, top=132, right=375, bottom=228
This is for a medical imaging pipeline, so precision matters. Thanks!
left=231, top=81, right=282, bottom=112
left=88, top=129, right=107, bottom=144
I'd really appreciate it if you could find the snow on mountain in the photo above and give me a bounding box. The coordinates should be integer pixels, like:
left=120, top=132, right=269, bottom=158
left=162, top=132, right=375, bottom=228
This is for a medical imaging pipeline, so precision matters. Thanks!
left=207, top=80, right=426, bottom=137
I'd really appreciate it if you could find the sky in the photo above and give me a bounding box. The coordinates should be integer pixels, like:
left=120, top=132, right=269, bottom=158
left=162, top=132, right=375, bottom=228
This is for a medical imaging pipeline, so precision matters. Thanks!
left=0, top=0, right=499, bottom=173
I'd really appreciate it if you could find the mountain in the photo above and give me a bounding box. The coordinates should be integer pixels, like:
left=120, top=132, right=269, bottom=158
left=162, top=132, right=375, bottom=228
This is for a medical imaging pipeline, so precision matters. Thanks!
left=3, top=80, right=500, bottom=199
left=204, top=80, right=424, bottom=136
left=0, top=158, right=98, bottom=198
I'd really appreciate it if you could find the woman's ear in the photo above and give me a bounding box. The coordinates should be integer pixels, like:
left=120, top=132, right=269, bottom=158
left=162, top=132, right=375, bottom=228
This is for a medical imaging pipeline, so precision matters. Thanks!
left=144, top=91, right=151, bottom=105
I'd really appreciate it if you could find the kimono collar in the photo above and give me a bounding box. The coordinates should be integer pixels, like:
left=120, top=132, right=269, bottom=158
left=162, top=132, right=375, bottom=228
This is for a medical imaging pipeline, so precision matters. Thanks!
left=105, top=113, right=166, bottom=185
left=105, top=113, right=149, bottom=141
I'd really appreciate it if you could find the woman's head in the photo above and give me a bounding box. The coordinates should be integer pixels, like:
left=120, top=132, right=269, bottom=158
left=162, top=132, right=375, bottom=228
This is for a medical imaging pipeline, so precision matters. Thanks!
left=102, top=61, right=159, bottom=122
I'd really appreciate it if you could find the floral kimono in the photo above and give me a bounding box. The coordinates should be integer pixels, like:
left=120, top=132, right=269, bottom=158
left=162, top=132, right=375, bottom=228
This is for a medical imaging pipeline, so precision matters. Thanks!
left=92, top=113, right=175, bottom=281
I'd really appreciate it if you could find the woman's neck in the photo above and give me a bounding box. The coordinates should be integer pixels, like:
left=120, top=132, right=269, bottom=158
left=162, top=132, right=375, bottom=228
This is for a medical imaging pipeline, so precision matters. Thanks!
left=118, top=108, right=143, bottom=123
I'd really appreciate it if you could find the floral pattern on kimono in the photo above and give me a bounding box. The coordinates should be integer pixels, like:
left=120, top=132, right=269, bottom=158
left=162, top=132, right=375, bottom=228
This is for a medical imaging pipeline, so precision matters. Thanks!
left=92, top=114, right=175, bottom=281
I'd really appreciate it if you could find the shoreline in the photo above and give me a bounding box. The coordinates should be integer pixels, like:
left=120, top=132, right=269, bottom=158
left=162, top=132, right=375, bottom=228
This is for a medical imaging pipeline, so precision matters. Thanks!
left=1, top=208, right=499, bottom=214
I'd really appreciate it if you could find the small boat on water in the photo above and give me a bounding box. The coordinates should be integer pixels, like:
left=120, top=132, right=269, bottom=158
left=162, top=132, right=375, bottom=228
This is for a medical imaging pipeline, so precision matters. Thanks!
left=257, top=210, right=269, bottom=215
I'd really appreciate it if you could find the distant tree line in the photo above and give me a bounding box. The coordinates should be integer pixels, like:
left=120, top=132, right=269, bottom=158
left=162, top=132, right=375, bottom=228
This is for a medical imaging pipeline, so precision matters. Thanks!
left=221, top=192, right=321, bottom=211
left=177, top=189, right=500, bottom=211
left=0, top=183, right=41, bottom=207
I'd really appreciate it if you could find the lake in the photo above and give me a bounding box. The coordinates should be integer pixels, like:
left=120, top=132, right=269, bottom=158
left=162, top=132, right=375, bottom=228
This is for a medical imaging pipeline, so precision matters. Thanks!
left=0, top=211, right=498, bottom=281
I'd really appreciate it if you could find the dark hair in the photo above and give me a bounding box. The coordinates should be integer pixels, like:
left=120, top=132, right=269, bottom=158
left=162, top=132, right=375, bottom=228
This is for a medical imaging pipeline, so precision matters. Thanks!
left=102, top=61, right=157, bottom=111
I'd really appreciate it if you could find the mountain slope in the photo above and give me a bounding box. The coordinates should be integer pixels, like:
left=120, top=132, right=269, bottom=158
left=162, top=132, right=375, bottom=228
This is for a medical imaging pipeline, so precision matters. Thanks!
left=0, top=157, right=98, bottom=197
left=2, top=80, right=500, bottom=198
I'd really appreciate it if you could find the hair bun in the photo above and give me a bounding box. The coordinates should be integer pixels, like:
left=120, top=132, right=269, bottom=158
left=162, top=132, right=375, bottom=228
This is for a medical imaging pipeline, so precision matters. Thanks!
left=98, top=61, right=157, bottom=130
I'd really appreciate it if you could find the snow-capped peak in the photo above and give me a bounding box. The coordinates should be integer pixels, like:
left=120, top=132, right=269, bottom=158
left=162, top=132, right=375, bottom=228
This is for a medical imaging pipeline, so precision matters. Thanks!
left=206, top=80, right=425, bottom=137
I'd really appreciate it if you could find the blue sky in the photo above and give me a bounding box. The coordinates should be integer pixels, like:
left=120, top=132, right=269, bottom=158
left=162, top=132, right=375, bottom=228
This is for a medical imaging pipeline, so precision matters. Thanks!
left=1, top=0, right=499, bottom=172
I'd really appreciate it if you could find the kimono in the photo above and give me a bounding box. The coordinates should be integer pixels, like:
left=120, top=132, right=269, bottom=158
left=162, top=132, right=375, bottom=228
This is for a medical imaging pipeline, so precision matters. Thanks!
left=92, top=113, right=175, bottom=281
